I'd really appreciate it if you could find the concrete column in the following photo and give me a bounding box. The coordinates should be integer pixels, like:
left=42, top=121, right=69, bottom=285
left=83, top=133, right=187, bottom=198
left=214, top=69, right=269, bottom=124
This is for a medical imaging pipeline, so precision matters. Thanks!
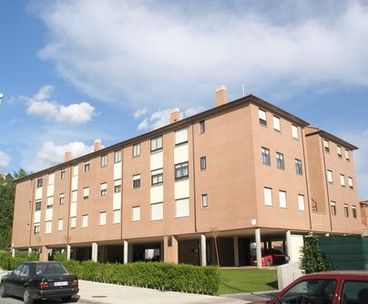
left=233, top=236, right=239, bottom=267
left=92, top=242, right=98, bottom=262
left=286, top=230, right=292, bottom=262
left=11, top=248, right=15, bottom=258
left=200, top=234, right=207, bottom=266
left=255, top=228, right=262, bottom=269
left=66, top=245, right=71, bottom=261
left=28, top=247, right=32, bottom=256
left=163, top=236, right=178, bottom=263
left=123, top=240, right=128, bottom=264
left=40, top=246, right=49, bottom=261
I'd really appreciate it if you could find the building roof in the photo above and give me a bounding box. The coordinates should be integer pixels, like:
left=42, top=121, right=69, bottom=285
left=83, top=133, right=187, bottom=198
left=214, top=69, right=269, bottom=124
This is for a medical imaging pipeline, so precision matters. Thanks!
left=15, top=94, right=310, bottom=183
left=361, top=200, right=368, bottom=205
left=305, top=128, right=358, bottom=151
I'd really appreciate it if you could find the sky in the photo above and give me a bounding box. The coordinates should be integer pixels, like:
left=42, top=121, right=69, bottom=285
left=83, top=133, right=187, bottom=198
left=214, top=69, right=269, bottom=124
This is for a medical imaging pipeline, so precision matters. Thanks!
left=0, top=0, right=367, bottom=199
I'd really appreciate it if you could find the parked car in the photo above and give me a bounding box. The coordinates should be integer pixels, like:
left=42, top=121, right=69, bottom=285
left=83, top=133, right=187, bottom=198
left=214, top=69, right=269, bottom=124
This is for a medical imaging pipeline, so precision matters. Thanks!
left=250, top=271, right=368, bottom=304
left=0, top=261, right=79, bottom=304
left=251, top=249, right=288, bottom=266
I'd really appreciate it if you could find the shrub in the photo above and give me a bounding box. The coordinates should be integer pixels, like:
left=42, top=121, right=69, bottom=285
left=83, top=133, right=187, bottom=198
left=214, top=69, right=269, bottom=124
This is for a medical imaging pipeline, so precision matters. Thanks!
left=301, top=235, right=330, bottom=274
left=0, top=250, right=38, bottom=270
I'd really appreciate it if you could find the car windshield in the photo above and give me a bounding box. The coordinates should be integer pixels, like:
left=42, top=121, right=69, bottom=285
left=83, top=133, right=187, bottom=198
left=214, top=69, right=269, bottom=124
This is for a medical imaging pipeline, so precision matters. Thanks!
left=35, top=263, right=68, bottom=276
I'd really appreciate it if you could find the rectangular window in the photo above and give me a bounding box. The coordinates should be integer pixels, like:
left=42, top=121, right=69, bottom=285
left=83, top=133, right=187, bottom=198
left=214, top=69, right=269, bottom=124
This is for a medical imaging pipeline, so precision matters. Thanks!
left=295, top=159, right=303, bottom=175
left=279, top=191, right=287, bottom=208
left=59, top=193, right=65, bottom=205
left=330, top=201, right=337, bottom=216
left=100, top=154, right=108, bottom=167
left=258, top=109, right=267, bottom=126
left=45, top=221, right=52, bottom=234
left=175, top=129, right=188, bottom=145
left=132, top=143, right=141, bottom=158
left=47, top=197, right=53, bottom=208
left=276, top=152, right=285, bottom=170
left=48, top=174, right=55, bottom=185
left=114, top=150, right=122, bottom=163
left=99, top=212, right=107, bottom=225
left=82, top=214, right=88, bottom=228
left=348, top=177, right=353, bottom=189
left=151, top=169, right=163, bottom=186
left=175, top=198, right=190, bottom=217
left=200, top=156, right=207, bottom=171
left=327, top=170, right=333, bottom=184
left=72, top=165, right=78, bottom=176
left=264, top=187, right=272, bottom=206
left=34, top=223, right=40, bottom=234
left=175, top=162, right=189, bottom=181
left=151, top=202, right=163, bottom=221
left=57, top=219, right=63, bottom=231
left=70, top=216, right=76, bottom=228
left=37, top=178, right=43, bottom=188
left=337, top=145, right=342, bottom=158
left=345, top=149, right=350, bottom=161
left=199, top=120, right=205, bottom=133
left=261, top=147, right=271, bottom=166
left=35, top=199, right=41, bottom=211
left=114, top=179, right=122, bottom=193
left=298, top=194, right=305, bottom=211
left=100, top=182, right=107, bottom=196
left=273, top=116, right=281, bottom=131
left=291, top=125, right=299, bottom=139
left=352, top=206, right=357, bottom=218
left=201, top=194, right=208, bottom=208
left=344, top=204, right=349, bottom=217
left=132, top=206, right=141, bottom=221
left=342, top=280, right=368, bottom=303
left=340, top=174, right=345, bottom=187
left=150, top=136, right=163, bottom=152
left=83, top=187, right=89, bottom=200
left=60, top=170, right=66, bottom=180
left=323, top=139, right=330, bottom=153
left=72, top=190, right=77, bottom=203
left=113, top=209, right=121, bottom=224
left=133, top=174, right=141, bottom=188
left=84, top=162, right=90, bottom=173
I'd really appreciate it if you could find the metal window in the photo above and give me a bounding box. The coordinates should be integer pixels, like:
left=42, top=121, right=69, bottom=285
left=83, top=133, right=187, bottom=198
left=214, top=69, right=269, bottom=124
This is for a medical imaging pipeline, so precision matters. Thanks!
left=114, top=179, right=122, bottom=193
left=150, top=136, right=163, bottom=152
left=35, top=200, right=41, bottom=211
left=37, top=178, right=43, bottom=188
left=292, top=125, right=299, bottom=139
left=276, top=152, right=284, bottom=169
left=60, top=170, right=66, bottom=180
left=151, top=169, right=163, bottom=186
left=114, top=150, right=122, bottom=163
left=337, top=145, right=342, bottom=157
left=200, top=156, right=207, bottom=171
left=279, top=191, right=287, bottom=208
left=330, top=201, right=337, bottom=216
left=100, top=182, right=107, bottom=196
left=59, top=193, right=65, bottom=205
left=175, top=162, right=189, bottom=181
left=348, top=177, right=353, bottom=189
left=295, top=159, right=303, bottom=175
left=352, top=206, right=357, bottom=218
left=327, top=170, right=333, bottom=183
left=323, top=139, right=330, bottom=153
left=344, top=204, right=349, bottom=217
left=258, top=109, right=267, bottom=126
left=100, top=154, right=108, bottom=167
left=132, top=143, right=141, bottom=157
left=83, top=187, right=89, bottom=199
left=199, top=120, right=205, bottom=133
left=273, top=116, right=281, bottom=131
left=262, top=147, right=271, bottom=166
left=345, top=149, right=350, bottom=160
left=201, top=194, right=208, bottom=208
left=133, top=174, right=141, bottom=188
left=298, top=195, right=305, bottom=211
left=263, top=187, right=272, bottom=206
left=340, top=174, right=346, bottom=187
left=84, top=162, right=90, bottom=172
left=34, top=224, right=40, bottom=234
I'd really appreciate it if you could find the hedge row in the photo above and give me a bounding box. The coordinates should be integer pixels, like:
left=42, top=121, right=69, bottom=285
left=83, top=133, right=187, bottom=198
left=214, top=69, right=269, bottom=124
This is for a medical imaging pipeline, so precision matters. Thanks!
left=0, top=251, right=220, bottom=295
left=0, top=251, right=38, bottom=270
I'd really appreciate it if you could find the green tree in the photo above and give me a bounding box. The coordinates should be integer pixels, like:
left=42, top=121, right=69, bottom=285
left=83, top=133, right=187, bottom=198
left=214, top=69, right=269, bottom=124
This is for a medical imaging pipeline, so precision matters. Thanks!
left=0, top=169, right=27, bottom=249
left=301, top=235, right=330, bottom=274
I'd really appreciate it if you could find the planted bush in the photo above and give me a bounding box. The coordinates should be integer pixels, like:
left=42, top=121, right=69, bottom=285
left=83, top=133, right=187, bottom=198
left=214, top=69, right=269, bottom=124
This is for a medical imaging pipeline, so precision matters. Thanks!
left=0, top=250, right=38, bottom=270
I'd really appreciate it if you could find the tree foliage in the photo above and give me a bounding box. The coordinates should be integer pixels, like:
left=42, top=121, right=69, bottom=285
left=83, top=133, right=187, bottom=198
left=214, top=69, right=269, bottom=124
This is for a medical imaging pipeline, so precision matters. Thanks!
left=0, top=169, right=27, bottom=249
left=301, top=235, right=330, bottom=274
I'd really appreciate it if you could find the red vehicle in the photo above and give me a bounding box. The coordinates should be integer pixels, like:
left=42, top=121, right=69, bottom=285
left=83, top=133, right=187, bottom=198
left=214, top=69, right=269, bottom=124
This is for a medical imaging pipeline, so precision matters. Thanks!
left=250, top=271, right=368, bottom=304
left=251, top=249, right=288, bottom=267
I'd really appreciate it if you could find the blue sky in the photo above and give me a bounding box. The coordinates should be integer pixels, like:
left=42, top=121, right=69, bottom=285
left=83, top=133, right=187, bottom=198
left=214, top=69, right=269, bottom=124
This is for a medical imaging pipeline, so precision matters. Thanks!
left=0, top=0, right=367, bottom=199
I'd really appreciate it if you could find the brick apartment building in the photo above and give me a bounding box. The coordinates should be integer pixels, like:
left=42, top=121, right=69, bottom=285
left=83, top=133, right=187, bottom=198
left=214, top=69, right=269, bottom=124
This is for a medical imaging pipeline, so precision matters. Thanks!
left=12, top=87, right=363, bottom=268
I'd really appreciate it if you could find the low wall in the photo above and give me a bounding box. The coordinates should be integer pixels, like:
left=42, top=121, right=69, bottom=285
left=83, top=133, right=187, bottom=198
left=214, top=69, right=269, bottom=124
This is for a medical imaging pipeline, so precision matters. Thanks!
left=277, top=262, right=303, bottom=289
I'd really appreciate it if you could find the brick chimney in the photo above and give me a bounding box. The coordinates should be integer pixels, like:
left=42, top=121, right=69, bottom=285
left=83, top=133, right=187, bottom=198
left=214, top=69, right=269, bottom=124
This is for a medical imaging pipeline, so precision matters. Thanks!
left=170, top=110, right=181, bottom=123
left=215, top=85, right=227, bottom=106
left=64, top=151, right=72, bottom=162
left=94, top=139, right=102, bottom=152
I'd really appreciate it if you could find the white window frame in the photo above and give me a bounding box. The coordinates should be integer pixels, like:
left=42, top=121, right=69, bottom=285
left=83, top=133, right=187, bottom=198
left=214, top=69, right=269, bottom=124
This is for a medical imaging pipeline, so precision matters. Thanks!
left=70, top=216, right=77, bottom=228
left=327, top=170, right=333, bottom=184
left=279, top=190, right=287, bottom=208
left=82, top=214, right=88, bottom=228
left=258, top=109, right=267, bottom=125
left=298, top=194, right=305, bottom=211
left=101, top=154, right=108, bottom=167
left=99, top=212, right=107, bottom=225
left=340, top=174, right=345, bottom=187
left=330, top=201, right=337, bottom=216
left=45, top=221, right=52, bottom=234
left=323, top=139, right=330, bottom=152
left=348, top=177, right=353, bottom=189
left=83, top=187, right=89, bottom=199
left=113, top=209, right=121, bottom=224
left=264, top=187, right=272, bottom=206
left=57, top=219, right=63, bottom=231
left=132, top=206, right=141, bottom=221
left=201, top=194, right=208, bottom=208
left=151, top=202, right=163, bottom=221
left=273, top=116, right=281, bottom=131
left=100, top=182, right=107, bottom=196
left=291, top=125, right=299, bottom=139
left=150, top=136, right=163, bottom=152
left=132, top=143, right=141, bottom=158
left=175, top=198, right=190, bottom=217
left=114, top=150, right=122, bottom=163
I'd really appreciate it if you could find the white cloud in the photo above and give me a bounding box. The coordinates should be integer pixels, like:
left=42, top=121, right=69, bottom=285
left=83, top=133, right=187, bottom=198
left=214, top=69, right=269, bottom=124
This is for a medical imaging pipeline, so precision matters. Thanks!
left=134, top=107, right=148, bottom=119
left=137, top=106, right=203, bottom=131
left=37, top=141, right=93, bottom=167
left=0, top=151, right=10, bottom=168
left=24, top=85, right=95, bottom=124
left=36, top=1, right=368, bottom=106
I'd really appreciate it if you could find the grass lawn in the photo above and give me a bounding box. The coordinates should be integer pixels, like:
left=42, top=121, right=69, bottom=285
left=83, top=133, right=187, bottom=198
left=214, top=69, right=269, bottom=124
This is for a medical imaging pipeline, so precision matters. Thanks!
left=218, top=268, right=278, bottom=294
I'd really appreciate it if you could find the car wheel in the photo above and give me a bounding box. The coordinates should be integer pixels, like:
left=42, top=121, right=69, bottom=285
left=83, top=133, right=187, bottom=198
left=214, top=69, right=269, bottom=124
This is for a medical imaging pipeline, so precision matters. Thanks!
left=0, top=284, right=8, bottom=298
left=23, top=288, right=33, bottom=304
left=62, top=296, right=72, bottom=303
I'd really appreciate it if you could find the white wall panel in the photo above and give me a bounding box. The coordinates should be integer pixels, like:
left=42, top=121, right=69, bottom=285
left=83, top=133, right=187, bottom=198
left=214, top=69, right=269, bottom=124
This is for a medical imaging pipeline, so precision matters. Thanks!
left=175, top=128, right=188, bottom=145
left=174, top=180, right=190, bottom=200
left=113, top=193, right=121, bottom=210
left=176, top=198, right=189, bottom=217
left=70, top=202, right=77, bottom=217
left=34, top=210, right=41, bottom=223
left=48, top=173, right=55, bottom=185
left=71, top=176, right=78, bottom=191
left=47, top=184, right=54, bottom=197
left=151, top=203, right=163, bottom=220
left=150, top=185, right=163, bottom=203
left=113, top=163, right=122, bottom=180
left=150, top=151, right=163, bottom=170
left=45, top=208, right=53, bottom=221
left=174, top=144, right=188, bottom=164
left=35, top=187, right=43, bottom=200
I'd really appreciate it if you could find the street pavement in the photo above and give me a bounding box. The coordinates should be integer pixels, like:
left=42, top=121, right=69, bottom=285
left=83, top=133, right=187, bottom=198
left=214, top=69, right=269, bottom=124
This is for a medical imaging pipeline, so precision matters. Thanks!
left=0, top=270, right=276, bottom=304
